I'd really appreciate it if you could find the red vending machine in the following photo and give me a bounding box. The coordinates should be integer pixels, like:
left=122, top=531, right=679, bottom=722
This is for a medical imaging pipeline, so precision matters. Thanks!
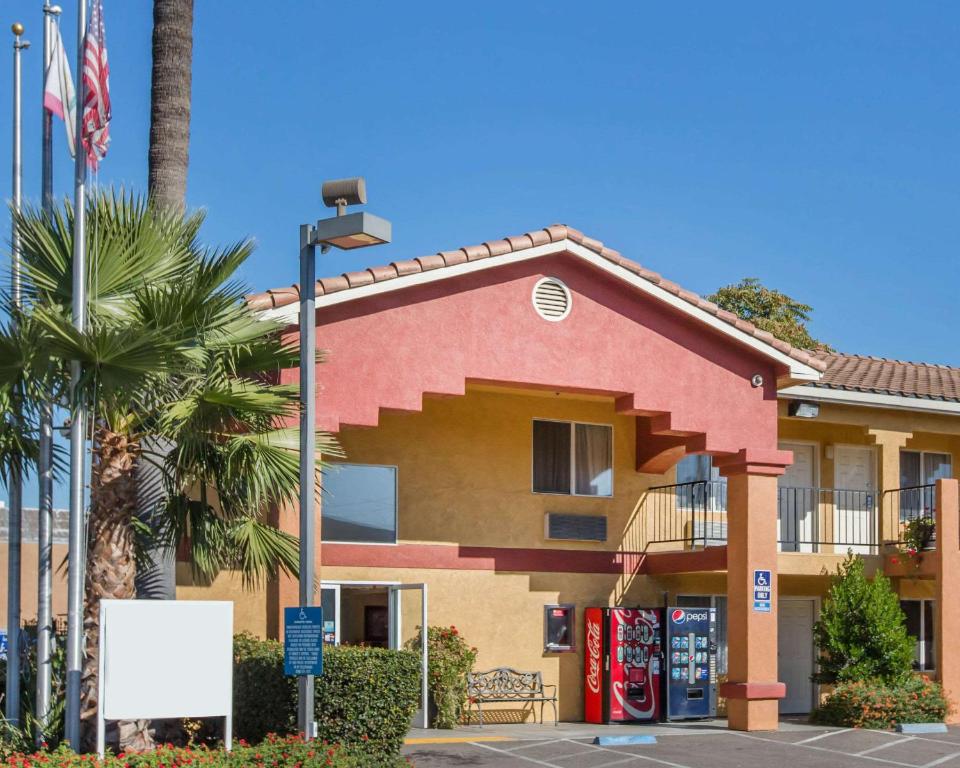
left=584, top=607, right=662, bottom=723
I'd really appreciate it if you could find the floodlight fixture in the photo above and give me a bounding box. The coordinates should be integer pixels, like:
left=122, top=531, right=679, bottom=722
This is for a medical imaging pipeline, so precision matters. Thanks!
left=312, top=177, right=391, bottom=251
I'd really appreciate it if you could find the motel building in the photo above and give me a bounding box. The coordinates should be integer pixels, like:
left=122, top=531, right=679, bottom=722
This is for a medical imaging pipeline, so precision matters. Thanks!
left=5, top=224, right=960, bottom=730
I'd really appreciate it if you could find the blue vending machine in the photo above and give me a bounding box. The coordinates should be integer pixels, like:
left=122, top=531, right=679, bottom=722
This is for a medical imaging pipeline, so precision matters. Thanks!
left=664, top=606, right=717, bottom=720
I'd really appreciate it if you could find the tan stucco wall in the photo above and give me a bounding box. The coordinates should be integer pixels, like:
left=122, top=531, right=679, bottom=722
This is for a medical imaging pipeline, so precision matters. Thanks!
left=336, top=386, right=668, bottom=554
left=175, top=563, right=268, bottom=637
left=162, top=390, right=958, bottom=722
left=0, top=543, right=68, bottom=626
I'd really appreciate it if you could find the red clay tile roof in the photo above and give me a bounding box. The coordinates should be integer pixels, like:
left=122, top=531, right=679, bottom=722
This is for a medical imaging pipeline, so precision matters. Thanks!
left=246, top=224, right=828, bottom=373
left=809, top=352, right=960, bottom=403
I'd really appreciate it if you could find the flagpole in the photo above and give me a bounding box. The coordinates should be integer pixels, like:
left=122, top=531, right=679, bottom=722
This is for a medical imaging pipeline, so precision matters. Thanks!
left=6, top=20, right=29, bottom=731
left=35, top=1, right=61, bottom=742
left=64, top=0, right=87, bottom=749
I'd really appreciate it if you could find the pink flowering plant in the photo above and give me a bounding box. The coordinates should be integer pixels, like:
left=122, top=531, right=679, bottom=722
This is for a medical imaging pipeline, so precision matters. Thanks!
left=406, top=626, right=478, bottom=728
left=0, top=734, right=411, bottom=767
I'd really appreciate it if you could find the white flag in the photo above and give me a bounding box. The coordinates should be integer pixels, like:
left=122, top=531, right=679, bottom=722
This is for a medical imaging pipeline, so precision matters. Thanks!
left=43, top=22, right=77, bottom=157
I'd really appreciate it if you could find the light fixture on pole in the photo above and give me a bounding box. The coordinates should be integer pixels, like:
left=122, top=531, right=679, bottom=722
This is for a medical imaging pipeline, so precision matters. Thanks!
left=6, top=20, right=29, bottom=730
left=296, top=178, right=391, bottom=739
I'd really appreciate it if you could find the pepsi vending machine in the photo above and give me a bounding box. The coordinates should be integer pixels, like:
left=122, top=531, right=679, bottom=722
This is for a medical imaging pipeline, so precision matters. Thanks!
left=584, top=607, right=662, bottom=723
left=664, top=606, right=717, bottom=720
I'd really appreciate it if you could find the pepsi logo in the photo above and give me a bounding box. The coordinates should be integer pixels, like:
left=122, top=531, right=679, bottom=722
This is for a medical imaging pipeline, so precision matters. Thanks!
left=671, top=609, right=685, bottom=624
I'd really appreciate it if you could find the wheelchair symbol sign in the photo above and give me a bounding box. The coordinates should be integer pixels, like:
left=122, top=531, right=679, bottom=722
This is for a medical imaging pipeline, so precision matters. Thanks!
left=753, top=569, right=772, bottom=612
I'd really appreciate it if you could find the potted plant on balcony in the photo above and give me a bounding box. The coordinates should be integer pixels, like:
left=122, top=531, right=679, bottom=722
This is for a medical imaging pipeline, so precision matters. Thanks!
left=903, top=516, right=936, bottom=555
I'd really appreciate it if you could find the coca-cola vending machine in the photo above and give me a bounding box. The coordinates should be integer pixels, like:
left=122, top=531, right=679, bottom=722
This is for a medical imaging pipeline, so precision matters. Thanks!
left=584, top=607, right=662, bottom=723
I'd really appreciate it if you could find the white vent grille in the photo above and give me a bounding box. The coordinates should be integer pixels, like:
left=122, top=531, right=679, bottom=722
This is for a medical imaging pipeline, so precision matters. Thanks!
left=532, top=277, right=572, bottom=321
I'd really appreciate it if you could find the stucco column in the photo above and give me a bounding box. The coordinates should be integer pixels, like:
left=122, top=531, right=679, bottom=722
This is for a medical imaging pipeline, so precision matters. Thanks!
left=935, top=478, right=960, bottom=722
left=867, top=429, right=912, bottom=544
left=715, top=450, right=790, bottom=731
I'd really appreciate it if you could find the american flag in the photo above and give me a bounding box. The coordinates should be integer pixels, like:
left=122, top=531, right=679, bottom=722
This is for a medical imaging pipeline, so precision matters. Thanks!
left=81, top=0, right=111, bottom=169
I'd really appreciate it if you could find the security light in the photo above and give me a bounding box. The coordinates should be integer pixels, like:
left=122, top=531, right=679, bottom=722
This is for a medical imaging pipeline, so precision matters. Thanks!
left=313, top=177, right=391, bottom=251
left=314, top=211, right=391, bottom=250
left=788, top=400, right=820, bottom=419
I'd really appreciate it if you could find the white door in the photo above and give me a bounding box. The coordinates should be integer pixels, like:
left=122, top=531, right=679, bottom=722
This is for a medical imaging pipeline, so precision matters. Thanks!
left=778, top=599, right=815, bottom=714
left=834, top=446, right=876, bottom=554
left=779, top=444, right=816, bottom=553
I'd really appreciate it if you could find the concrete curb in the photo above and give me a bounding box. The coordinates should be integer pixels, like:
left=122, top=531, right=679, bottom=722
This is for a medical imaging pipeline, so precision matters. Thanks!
left=593, top=735, right=658, bottom=746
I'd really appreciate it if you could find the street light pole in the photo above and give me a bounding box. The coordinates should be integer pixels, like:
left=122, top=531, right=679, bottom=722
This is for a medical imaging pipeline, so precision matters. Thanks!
left=65, top=0, right=88, bottom=750
left=293, top=179, right=390, bottom=739
left=6, top=20, right=29, bottom=730
left=297, top=224, right=317, bottom=739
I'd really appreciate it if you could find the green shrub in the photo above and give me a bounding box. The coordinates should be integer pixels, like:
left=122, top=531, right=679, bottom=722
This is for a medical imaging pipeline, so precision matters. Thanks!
left=814, top=676, right=949, bottom=728
left=233, top=632, right=296, bottom=742
left=0, top=733, right=411, bottom=766
left=315, top=645, right=421, bottom=760
left=813, top=554, right=914, bottom=684
left=233, top=634, right=420, bottom=761
left=406, top=626, right=477, bottom=728
left=0, top=625, right=68, bottom=748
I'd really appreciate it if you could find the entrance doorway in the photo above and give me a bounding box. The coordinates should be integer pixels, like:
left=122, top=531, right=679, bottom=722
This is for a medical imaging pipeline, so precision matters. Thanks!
left=834, top=446, right=876, bottom=554
left=320, top=581, right=429, bottom=727
left=778, top=442, right=817, bottom=552
left=778, top=598, right=816, bottom=714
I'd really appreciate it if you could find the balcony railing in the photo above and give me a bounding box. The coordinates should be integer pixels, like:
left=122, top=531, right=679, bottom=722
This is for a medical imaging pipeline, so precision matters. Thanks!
left=881, top=484, right=936, bottom=549
left=642, top=482, right=882, bottom=553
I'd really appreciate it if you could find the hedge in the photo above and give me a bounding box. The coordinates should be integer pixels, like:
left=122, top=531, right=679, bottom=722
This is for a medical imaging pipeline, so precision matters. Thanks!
left=234, top=633, right=421, bottom=761
left=0, top=734, right=411, bottom=767
left=813, top=675, right=949, bottom=728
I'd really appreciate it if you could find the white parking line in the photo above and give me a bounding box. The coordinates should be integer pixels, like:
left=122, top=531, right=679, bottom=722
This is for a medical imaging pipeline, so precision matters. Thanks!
left=921, top=751, right=960, bottom=768
left=470, top=741, right=566, bottom=767
left=794, top=728, right=853, bottom=744
left=732, top=731, right=918, bottom=767
left=564, top=738, right=696, bottom=768
left=856, top=737, right=915, bottom=756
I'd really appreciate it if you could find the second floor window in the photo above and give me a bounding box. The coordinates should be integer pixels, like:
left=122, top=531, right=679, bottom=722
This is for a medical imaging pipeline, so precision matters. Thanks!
left=532, top=420, right=613, bottom=497
left=321, top=463, right=398, bottom=544
left=900, top=451, right=952, bottom=521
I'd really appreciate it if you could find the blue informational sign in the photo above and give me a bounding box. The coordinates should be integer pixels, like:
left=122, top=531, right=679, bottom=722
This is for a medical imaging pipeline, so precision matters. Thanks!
left=284, top=607, right=324, bottom=676
left=0, top=630, right=7, bottom=660
left=753, top=569, right=772, bottom=612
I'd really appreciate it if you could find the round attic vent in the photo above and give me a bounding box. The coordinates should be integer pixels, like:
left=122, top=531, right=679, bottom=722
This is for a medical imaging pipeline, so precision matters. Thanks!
left=532, top=277, right=572, bottom=322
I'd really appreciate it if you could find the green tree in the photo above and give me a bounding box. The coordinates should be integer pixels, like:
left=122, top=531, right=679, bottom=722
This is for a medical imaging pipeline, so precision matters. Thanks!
left=708, top=277, right=833, bottom=352
left=813, top=554, right=914, bottom=684
left=1, top=191, right=339, bottom=746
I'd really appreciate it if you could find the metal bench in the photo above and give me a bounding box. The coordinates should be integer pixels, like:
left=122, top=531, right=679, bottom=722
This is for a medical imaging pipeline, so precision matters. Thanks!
left=467, top=667, right=558, bottom=726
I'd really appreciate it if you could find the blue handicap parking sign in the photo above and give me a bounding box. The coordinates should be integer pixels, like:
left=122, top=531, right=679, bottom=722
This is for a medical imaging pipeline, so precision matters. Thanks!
left=284, top=607, right=324, bottom=676
left=753, top=569, right=772, bottom=612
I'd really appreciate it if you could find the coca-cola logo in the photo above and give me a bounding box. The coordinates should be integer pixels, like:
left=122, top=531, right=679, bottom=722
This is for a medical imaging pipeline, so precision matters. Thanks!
left=586, top=618, right=601, bottom=694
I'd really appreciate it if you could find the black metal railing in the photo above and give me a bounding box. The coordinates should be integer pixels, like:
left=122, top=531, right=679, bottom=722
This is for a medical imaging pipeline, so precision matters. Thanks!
left=881, top=484, right=936, bottom=549
left=777, top=487, right=878, bottom=553
left=642, top=482, right=881, bottom=553
left=643, top=480, right=728, bottom=549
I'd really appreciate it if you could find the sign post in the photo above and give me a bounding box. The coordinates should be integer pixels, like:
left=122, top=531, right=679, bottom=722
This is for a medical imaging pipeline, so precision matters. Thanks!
left=285, top=606, right=324, bottom=737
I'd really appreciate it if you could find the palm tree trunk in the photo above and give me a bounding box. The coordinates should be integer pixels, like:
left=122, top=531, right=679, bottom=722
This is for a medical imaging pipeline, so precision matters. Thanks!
left=148, top=0, right=194, bottom=212
left=79, top=426, right=141, bottom=750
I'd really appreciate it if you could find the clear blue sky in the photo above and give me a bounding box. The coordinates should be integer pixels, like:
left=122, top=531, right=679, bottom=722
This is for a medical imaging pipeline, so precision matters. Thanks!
left=2, top=1, right=960, bottom=505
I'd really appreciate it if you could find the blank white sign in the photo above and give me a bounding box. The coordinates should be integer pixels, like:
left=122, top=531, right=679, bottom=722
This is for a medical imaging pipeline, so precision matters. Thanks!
left=99, top=600, right=233, bottom=720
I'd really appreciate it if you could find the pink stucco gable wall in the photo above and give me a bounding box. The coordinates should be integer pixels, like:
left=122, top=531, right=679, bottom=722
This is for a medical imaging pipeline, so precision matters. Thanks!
left=281, top=251, right=785, bottom=457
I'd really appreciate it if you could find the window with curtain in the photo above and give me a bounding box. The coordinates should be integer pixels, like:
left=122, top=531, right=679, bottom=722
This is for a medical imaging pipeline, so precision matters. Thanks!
left=532, top=420, right=612, bottom=497
left=675, top=454, right=727, bottom=511
left=900, top=599, right=935, bottom=671
left=900, top=451, right=952, bottom=521
left=321, top=463, right=398, bottom=544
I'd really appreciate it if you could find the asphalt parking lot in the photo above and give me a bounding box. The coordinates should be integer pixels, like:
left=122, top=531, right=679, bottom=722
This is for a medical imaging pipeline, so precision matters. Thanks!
left=403, top=726, right=960, bottom=767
